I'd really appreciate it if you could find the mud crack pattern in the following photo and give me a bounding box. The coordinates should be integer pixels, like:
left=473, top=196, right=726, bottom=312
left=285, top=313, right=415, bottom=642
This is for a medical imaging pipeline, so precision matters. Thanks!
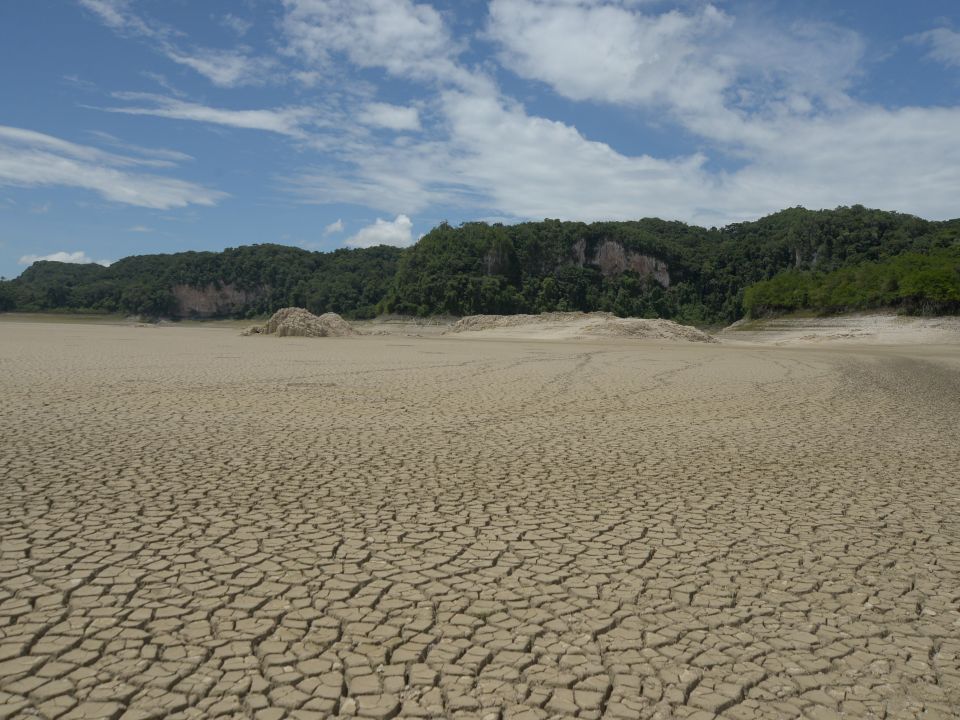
left=1, top=323, right=959, bottom=719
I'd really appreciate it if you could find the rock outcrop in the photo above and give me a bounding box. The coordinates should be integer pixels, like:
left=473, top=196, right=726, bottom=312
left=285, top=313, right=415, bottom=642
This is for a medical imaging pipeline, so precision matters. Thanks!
left=172, top=284, right=265, bottom=318
left=570, top=239, right=671, bottom=287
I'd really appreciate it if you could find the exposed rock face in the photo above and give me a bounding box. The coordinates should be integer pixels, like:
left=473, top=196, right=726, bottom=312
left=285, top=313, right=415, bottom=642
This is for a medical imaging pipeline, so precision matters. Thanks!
left=572, top=238, right=588, bottom=266
left=593, top=241, right=670, bottom=286
left=172, top=284, right=264, bottom=318
left=569, top=240, right=671, bottom=287
left=243, top=308, right=358, bottom=337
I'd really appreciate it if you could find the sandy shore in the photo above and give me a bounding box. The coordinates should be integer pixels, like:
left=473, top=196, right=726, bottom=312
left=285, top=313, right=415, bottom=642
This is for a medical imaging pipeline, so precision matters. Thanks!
left=720, top=313, right=960, bottom=346
left=1, top=320, right=958, bottom=719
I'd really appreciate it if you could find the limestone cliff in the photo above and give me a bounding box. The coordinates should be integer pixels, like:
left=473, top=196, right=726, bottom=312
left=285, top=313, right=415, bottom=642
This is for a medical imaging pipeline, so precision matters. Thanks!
left=571, top=239, right=671, bottom=287
left=172, top=284, right=265, bottom=318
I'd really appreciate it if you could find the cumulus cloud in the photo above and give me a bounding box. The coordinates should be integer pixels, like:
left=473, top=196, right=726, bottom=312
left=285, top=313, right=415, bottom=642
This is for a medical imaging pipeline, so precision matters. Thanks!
left=77, top=0, right=960, bottom=225
left=19, top=251, right=112, bottom=266
left=357, top=102, right=421, bottom=131
left=487, top=0, right=862, bottom=121
left=323, top=218, right=344, bottom=235
left=282, top=0, right=478, bottom=89
left=344, top=214, right=414, bottom=248
left=489, top=1, right=731, bottom=109
left=290, top=91, right=720, bottom=222
left=286, top=0, right=960, bottom=224
left=0, top=125, right=225, bottom=209
left=291, top=85, right=960, bottom=226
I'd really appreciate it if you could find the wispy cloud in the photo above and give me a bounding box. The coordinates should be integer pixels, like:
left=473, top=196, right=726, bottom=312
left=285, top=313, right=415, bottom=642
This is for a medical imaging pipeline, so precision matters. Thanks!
left=127, top=225, right=153, bottom=233
left=80, top=0, right=274, bottom=87
left=221, top=13, right=253, bottom=38
left=140, top=71, right=188, bottom=98
left=911, top=27, right=960, bottom=68
left=0, top=125, right=225, bottom=209
left=164, top=47, right=276, bottom=87
left=85, top=130, right=194, bottom=165
left=78, top=0, right=158, bottom=38
left=62, top=74, right=99, bottom=92
left=99, top=93, right=318, bottom=137
left=70, top=0, right=960, bottom=227
left=19, top=250, right=112, bottom=266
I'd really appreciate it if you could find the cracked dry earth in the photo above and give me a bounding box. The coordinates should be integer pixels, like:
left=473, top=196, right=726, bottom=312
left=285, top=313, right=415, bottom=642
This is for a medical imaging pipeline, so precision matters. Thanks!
left=1, top=322, right=959, bottom=720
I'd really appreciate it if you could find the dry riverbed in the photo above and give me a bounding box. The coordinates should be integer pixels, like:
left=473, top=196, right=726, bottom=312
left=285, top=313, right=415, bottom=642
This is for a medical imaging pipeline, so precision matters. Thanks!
left=1, top=319, right=958, bottom=719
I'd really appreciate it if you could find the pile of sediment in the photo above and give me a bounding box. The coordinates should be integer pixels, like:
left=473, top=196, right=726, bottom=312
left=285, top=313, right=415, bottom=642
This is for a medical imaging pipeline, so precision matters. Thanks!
left=243, top=308, right=358, bottom=337
left=449, top=312, right=717, bottom=343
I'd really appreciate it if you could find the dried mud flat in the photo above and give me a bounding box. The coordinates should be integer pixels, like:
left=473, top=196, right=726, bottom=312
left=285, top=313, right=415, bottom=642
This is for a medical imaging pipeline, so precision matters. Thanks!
left=1, top=321, right=959, bottom=720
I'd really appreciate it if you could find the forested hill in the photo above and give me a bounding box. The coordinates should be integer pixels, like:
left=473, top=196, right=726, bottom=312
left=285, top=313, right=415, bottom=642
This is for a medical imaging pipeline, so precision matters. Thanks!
left=2, top=205, right=958, bottom=323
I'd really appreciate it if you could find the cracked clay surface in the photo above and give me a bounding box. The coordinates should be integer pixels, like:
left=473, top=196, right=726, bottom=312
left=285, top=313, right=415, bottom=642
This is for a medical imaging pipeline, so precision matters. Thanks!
left=1, top=322, right=959, bottom=720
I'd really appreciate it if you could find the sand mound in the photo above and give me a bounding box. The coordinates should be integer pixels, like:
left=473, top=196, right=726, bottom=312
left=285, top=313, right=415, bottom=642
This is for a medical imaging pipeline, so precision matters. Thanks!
left=243, top=308, right=358, bottom=337
left=449, top=312, right=717, bottom=343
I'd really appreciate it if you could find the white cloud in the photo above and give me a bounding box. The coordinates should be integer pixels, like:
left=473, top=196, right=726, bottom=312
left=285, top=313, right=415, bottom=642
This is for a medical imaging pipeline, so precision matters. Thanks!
left=487, top=0, right=862, bottom=120
left=164, top=47, right=275, bottom=87
left=291, top=82, right=960, bottom=226
left=0, top=125, right=225, bottom=209
left=714, top=106, right=960, bottom=220
left=344, top=214, right=414, bottom=248
left=358, top=102, right=421, bottom=131
left=80, top=0, right=960, bottom=226
left=141, top=71, right=188, bottom=97
left=912, top=27, right=960, bottom=68
left=282, top=0, right=477, bottom=89
left=281, top=0, right=960, bottom=225
left=85, top=130, right=194, bottom=165
left=127, top=225, right=153, bottom=233
left=81, top=0, right=274, bottom=87
left=295, top=89, right=721, bottom=221
left=78, top=0, right=157, bottom=37
left=19, top=251, right=112, bottom=266
left=100, top=93, right=317, bottom=137
left=323, top=218, right=344, bottom=235
left=489, top=1, right=730, bottom=109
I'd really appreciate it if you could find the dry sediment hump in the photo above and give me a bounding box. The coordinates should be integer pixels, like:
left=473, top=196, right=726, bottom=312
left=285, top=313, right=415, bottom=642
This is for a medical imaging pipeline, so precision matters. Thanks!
left=449, top=311, right=718, bottom=342
left=242, top=307, right=358, bottom=337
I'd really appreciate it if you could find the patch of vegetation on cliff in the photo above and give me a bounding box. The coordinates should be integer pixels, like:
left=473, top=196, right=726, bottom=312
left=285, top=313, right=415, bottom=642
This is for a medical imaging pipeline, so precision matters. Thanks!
left=743, top=247, right=960, bottom=317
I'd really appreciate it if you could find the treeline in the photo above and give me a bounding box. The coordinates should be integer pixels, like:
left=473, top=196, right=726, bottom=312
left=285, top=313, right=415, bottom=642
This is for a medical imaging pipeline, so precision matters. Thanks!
left=744, top=248, right=960, bottom=317
left=0, top=244, right=403, bottom=319
left=376, top=205, right=959, bottom=323
left=1, top=205, right=958, bottom=322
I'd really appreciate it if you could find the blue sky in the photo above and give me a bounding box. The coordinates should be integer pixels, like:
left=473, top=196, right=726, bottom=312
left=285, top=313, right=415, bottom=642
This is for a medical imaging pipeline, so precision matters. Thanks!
left=1, top=0, right=959, bottom=278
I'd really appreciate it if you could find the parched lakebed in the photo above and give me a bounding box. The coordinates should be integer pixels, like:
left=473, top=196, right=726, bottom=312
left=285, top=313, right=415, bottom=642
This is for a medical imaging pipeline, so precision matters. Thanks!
left=1, top=320, right=959, bottom=719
